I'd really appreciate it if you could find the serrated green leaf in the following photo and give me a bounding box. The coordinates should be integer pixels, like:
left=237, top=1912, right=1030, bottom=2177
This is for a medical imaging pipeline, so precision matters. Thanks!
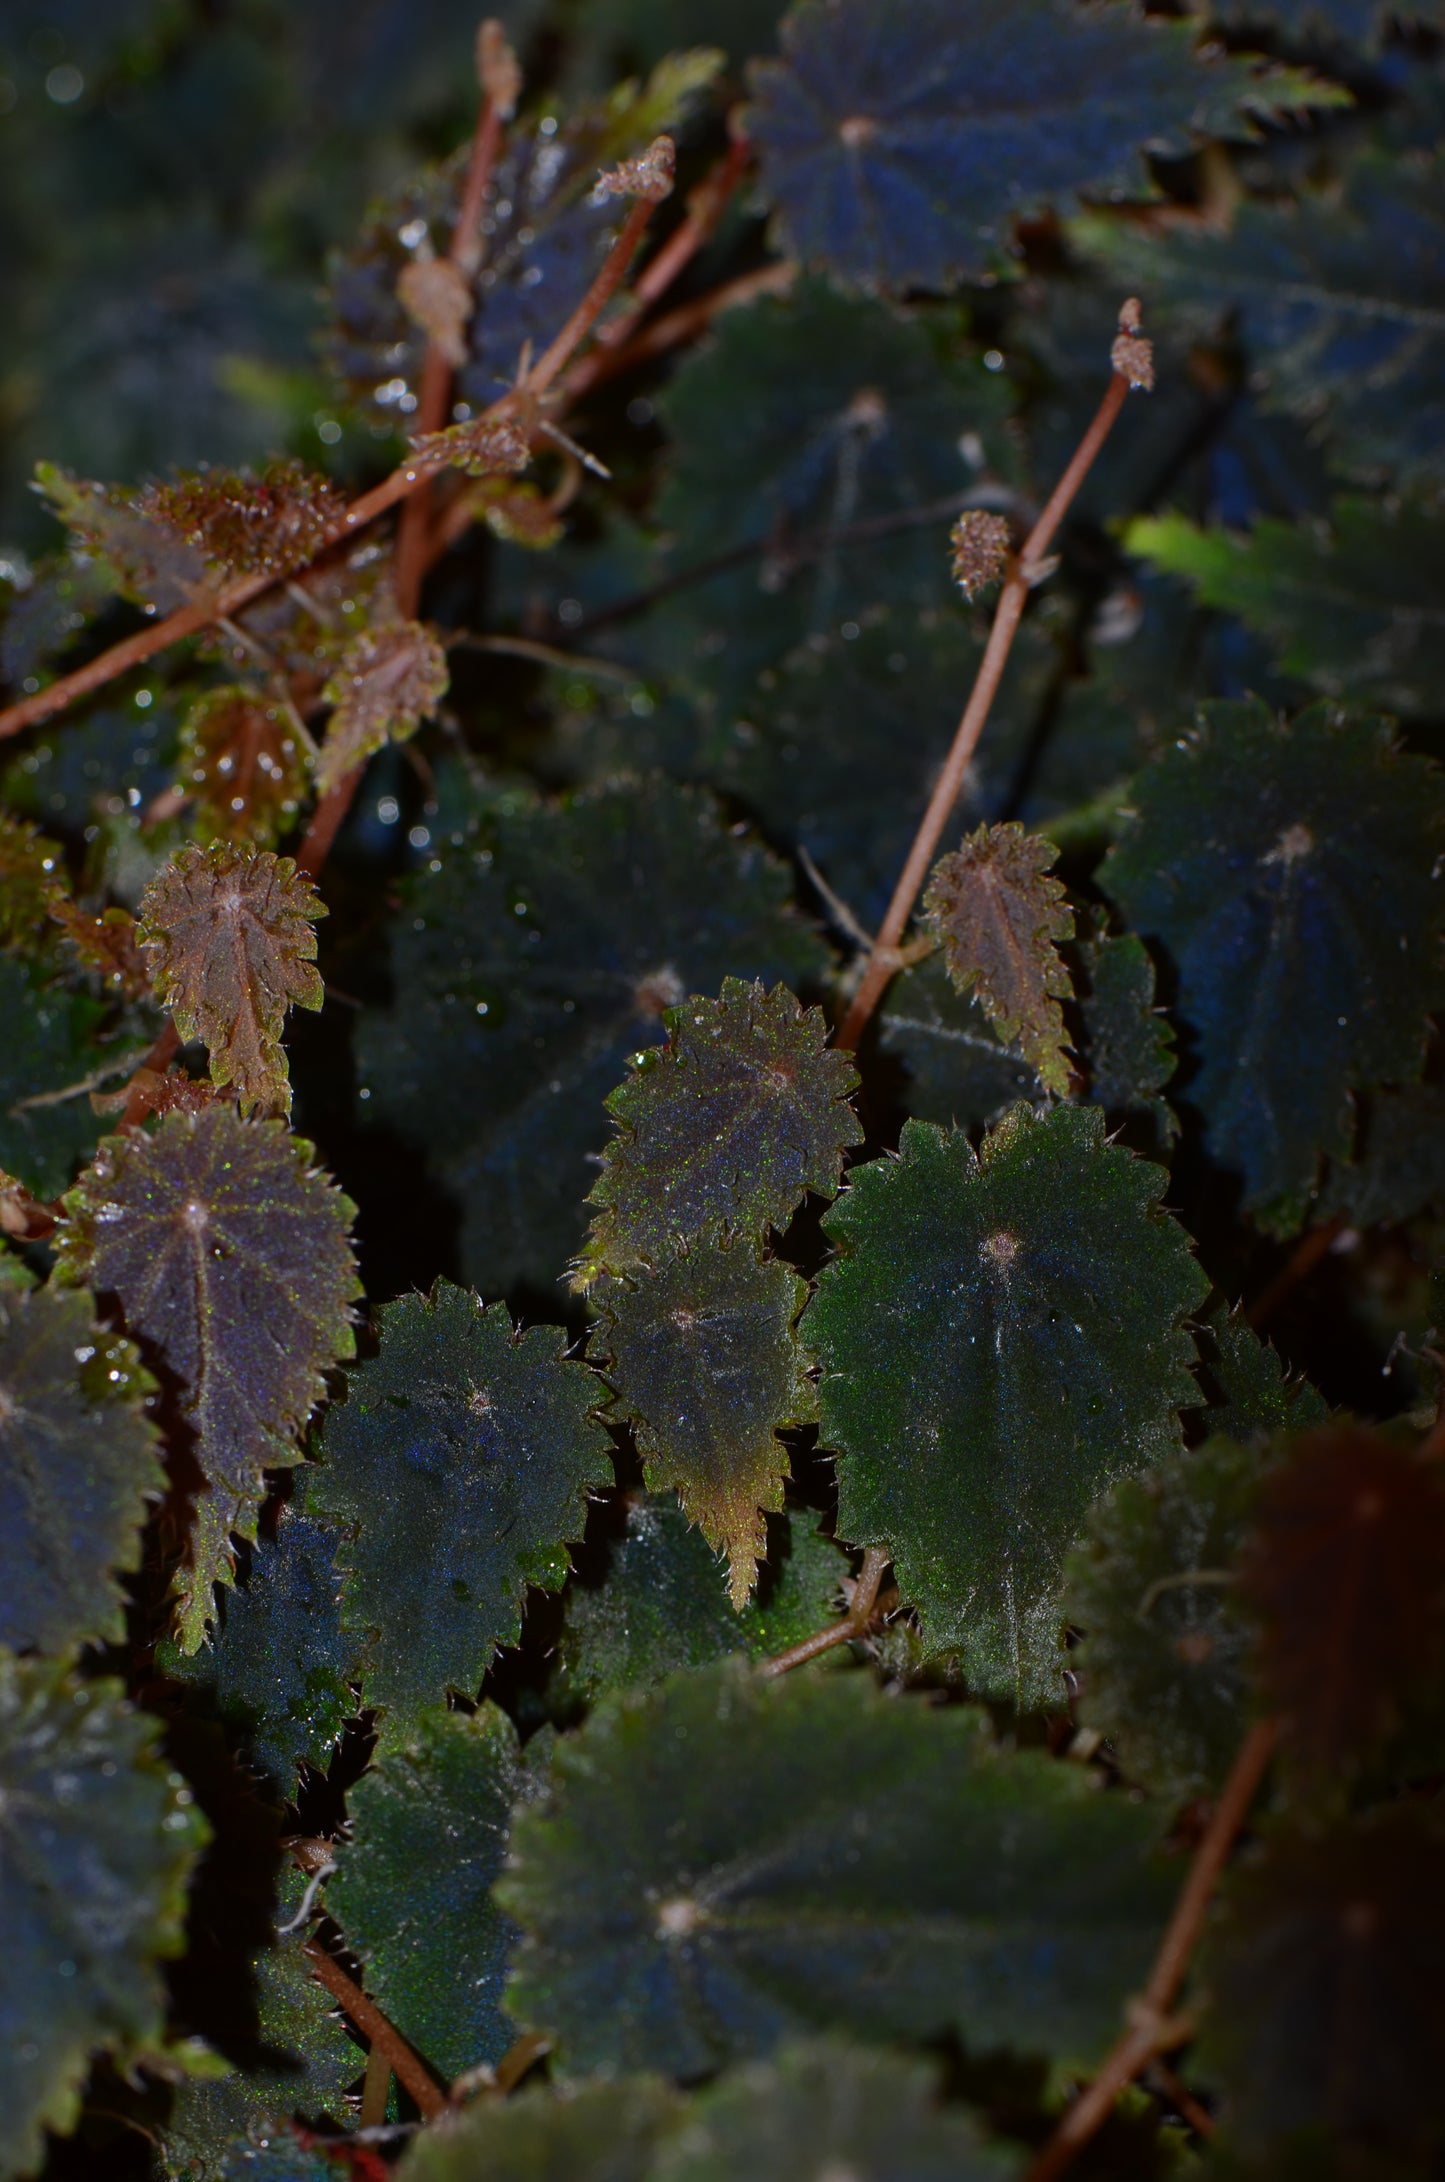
left=1101, top=700, right=1445, bottom=1220
left=0, top=1282, right=161, bottom=1657
left=326, top=1703, right=527, bottom=2086
left=54, top=1107, right=360, bottom=1649
left=1190, top=1305, right=1328, bottom=1445
left=555, top=1500, right=847, bottom=1710
left=594, top=1241, right=814, bottom=1605
left=1078, top=929, right=1177, bottom=1154
left=159, top=1488, right=362, bottom=1800
left=137, top=843, right=326, bottom=1119
left=1127, top=501, right=1445, bottom=717
left=398, top=2075, right=681, bottom=2182
left=804, top=1105, right=1208, bottom=1705
left=355, top=779, right=825, bottom=1295
left=310, top=1282, right=611, bottom=1737
left=923, top=823, right=1075, bottom=1099
left=656, top=2038, right=1018, bottom=2182
left=501, top=1662, right=1172, bottom=2077
left=877, top=953, right=1044, bottom=1131
left=1065, top=1436, right=1260, bottom=1802
left=0, top=958, right=143, bottom=1201
left=0, top=1652, right=207, bottom=2178
left=580, top=980, right=860, bottom=1285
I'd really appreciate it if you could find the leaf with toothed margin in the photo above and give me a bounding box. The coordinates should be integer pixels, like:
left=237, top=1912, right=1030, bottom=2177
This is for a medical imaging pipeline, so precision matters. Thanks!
left=0, top=1283, right=162, bottom=1658
left=0, top=1653, right=208, bottom=2180
left=743, top=0, right=1315, bottom=292
left=500, top=1661, right=1173, bottom=2078
left=1190, top=1302, right=1328, bottom=1447
left=0, top=958, right=147, bottom=1201
left=355, top=778, right=825, bottom=1296
left=314, top=619, right=450, bottom=798
left=1077, top=927, right=1178, bottom=1156
left=310, top=1281, right=612, bottom=1739
left=923, top=823, right=1076, bottom=1099
left=877, top=954, right=1043, bottom=1132
left=593, top=1240, right=814, bottom=1606
left=34, top=461, right=207, bottom=614
left=397, top=2075, right=681, bottom=2182
left=137, top=843, right=326, bottom=1119
left=1101, top=700, right=1445, bottom=1224
left=579, top=979, right=860, bottom=1286
left=158, top=1485, right=362, bottom=1801
left=803, top=1104, right=1208, bottom=1707
left=179, top=687, right=309, bottom=853
left=53, top=1106, right=360, bottom=1651
left=161, top=1867, right=358, bottom=2182
left=325, top=1703, right=530, bottom=2085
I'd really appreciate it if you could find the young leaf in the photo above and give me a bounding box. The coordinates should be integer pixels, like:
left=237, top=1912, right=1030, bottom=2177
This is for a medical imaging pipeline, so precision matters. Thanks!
left=803, top=1105, right=1208, bottom=1705
left=326, top=1703, right=528, bottom=2084
left=159, top=1489, right=362, bottom=1800
left=1064, top=1436, right=1260, bottom=1802
left=179, top=687, right=309, bottom=851
left=594, top=1240, right=815, bottom=1605
left=0, top=1283, right=161, bottom=1657
left=744, top=0, right=1292, bottom=289
left=501, top=1661, right=1172, bottom=2077
left=140, top=460, right=347, bottom=583
left=356, top=778, right=825, bottom=1294
left=1190, top=1304, right=1328, bottom=1445
left=1077, top=927, right=1177, bottom=1153
left=54, top=1107, right=360, bottom=1648
left=34, top=461, right=208, bottom=614
left=137, top=842, right=326, bottom=1118
left=0, top=1653, right=207, bottom=2179
left=922, top=822, right=1076, bottom=1098
left=1101, top=700, right=1445, bottom=1219
left=878, top=953, right=1044, bottom=1132
left=1127, top=499, right=1445, bottom=718
left=315, top=618, right=449, bottom=796
left=398, top=2077, right=681, bottom=2182
left=0, top=958, right=141, bottom=1200
left=1197, top=1804, right=1445, bottom=2156
left=310, top=1281, right=612, bottom=1736
left=580, top=979, right=861, bottom=1284
left=657, top=2038, right=1018, bottom=2182
left=1239, top=1423, right=1445, bottom=1779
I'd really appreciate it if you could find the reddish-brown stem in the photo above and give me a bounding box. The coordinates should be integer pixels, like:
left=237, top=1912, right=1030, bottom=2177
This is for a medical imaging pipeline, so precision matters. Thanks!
left=759, top=1545, right=894, bottom=1676
left=304, top=1941, right=446, bottom=2119
left=1246, top=1215, right=1346, bottom=1329
left=296, top=763, right=364, bottom=878
left=118, top=1020, right=181, bottom=1130
left=583, top=135, right=751, bottom=367
left=523, top=194, right=661, bottom=401
left=567, top=260, right=795, bottom=398
left=1148, top=2060, right=1216, bottom=2140
left=1024, top=1715, right=1278, bottom=2182
left=836, top=369, right=1132, bottom=1053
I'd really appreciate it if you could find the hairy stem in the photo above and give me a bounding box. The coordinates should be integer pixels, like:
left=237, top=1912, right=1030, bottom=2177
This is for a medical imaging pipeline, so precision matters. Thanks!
left=1024, top=1715, right=1277, bottom=2182
left=758, top=1545, right=894, bottom=1676
left=836, top=368, right=1132, bottom=1053
left=304, top=1940, right=446, bottom=2119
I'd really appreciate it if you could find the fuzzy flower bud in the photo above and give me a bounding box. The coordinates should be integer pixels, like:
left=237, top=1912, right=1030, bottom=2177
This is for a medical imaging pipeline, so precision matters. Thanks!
left=1111, top=297, right=1154, bottom=391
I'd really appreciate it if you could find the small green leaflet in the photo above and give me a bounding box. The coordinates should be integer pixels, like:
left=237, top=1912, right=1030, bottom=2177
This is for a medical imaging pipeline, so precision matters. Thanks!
left=922, top=822, right=1075, bottom=1098
left=594, top=1240, right=815, bottom=1605
left=55, top=1107, right=360, bottom=1649
left=398, top=2077, right=681, bottom=2182
left=502, top=1661, right=1171, bottom=2078
left=1190, top=1303, right=1328, bottom=1445
left=311, top=1281, right=611, bottom=1735
left=326, top=1703, right=528, bottom=2085
left=0, top=1653, right=207, bottom=2179
left=580, top=979, right=860, bottom=1283
left=1101, top=700, right=1445, bottom=1221
left=0, top=1283, right=162, bottom=1656
left=803, top=1105, right=1208, bottom=1705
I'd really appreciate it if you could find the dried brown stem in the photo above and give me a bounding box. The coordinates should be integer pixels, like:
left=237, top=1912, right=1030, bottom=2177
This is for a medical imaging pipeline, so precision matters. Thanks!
left=1024, top=1715, right=1278, bottom=2182
left=836, top=368, right=1132, bottom=1053
left=304, top=1940, right=446, bottom=2119
left=1246, top=1215, right=1346, bottom=1329
left=758, top=1545, right=894, bottom=1676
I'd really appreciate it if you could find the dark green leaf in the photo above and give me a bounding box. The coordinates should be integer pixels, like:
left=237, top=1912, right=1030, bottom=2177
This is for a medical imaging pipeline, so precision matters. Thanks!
left=0, top=958, right=142, bottom=1200
left=580, top=980, right=860, bottom=1285
left=1190, top=1305, right=1328, bottom=1445
left=804, top=1104, right=1208, bottom=1704
left=355, top=779, right=825, bottom=1295
left=1322, top=1084, right=1445, bottom=1227
left=1101, top=700, right=1445, bottom=1220
left=1128, top=501, right=1445, bottom=718
left=326, top=1703, right=528, bottom=2086
left=877, top=954, right=1044, bottom=1132
left=594, top=1241, right=814, bottom=1604
left=501, top=1662, right=1172, bottom=2077
left=0, top=1653, right=207, bottom=2178
left=0, top=811, right=64, bottom=957
left=54, top=1107, right=360, bottom=1648
left=1077, top=928, right=1177, bottom=1154
left=1065, top=1436, right=1259, bottom=1802
left=159, top=1488, right=362, bottom=1800
left=398, top=2075, right=681, bottom=2182
left=310, top=1281, right=612, bottom=1737
left=0, top=1283, right=161, bottom=1657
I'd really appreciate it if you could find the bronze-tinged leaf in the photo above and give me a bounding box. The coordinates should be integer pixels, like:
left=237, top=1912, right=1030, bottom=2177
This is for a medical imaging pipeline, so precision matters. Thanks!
left=139, top=458, right=348, bottom=582
left=47, top=902, right=148, bottom=998
left=137, top=843, right=325, bottom=1117
left=315, top=619, right=450, bottom=795
left=1240, top=1423, right=1445, bottom=1778
left=923, top=822, right=1076, bottom=1097
left=180, top=685, right=309, bottom=849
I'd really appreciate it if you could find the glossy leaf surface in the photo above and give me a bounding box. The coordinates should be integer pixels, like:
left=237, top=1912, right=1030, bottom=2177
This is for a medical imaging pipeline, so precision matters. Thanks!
left=315, top=619, right=449, bottom=796
left=179, top=688, right=309, bottom=852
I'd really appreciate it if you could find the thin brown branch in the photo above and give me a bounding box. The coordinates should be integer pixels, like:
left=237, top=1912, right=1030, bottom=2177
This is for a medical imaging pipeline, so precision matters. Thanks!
left=1246, top=1215, right=1347, bottom=1329
left=118, top=1020, right=181, bottom=1130
left=836, top=367, right=1133, bottom=1053
left=1147, top=2060, right=1217, bottom=2140
left=304, top=1941, right=446, bottom=2119
left=1024, top=1715, right=1278, bottom=2182
left=566, top=260, right=795, bottom=399
left=758, top=1545, right=894, bottom=1676
left=522, top=192, right=665, bottom=401
left=297, top=763, right=364, bottom=878
left=450, top=630, right=637, bottom=680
